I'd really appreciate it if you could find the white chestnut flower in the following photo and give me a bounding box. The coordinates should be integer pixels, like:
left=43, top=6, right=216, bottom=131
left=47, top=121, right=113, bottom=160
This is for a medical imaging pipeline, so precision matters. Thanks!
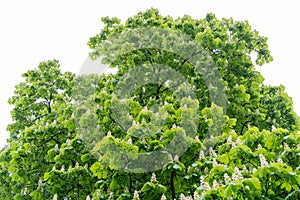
left=253, top=168, right=257, bottom=173
left=142, top=106, right=148, bottom=112
left=232, top=166, right=243, bottom=181
left=212, top=158, right=218, bottom=167
left=187, top=166, right=191, bottom=173
left=277, top=157, right=284, bottom=164
left=61, top=165, right=65, bottom=172
left=227, top=135, right=232, bottom=144
left=283, top=142, right=289, bottom=150
left=204, top=167, right=209, bottom=174
left=199, top=150, right=205, bottom=160
left=231, top=142, right=237, bottom=148
left=96, top=190, right=101, bottom=196
left=53, top=194, right=58, bottom=200
left=133, top=190, right=140, bottom=199
left=259, top=154, right=268, bottom=167
left=174, top=155, right=179, bottom=163
left=200, top=176, right=205, bottom=185
left=161, top=194, right=167, bottom=200
left=127, top=138, right=132, bottom=145
left=38, top=178, right=42, bottom=186
left=224, top=173, right=231, bottom=183
left=168, top=154, right=173, bottom=161
left=179, top=193, right=185, bottom=200
left=193, top=191, right=200, bottom=199
left=236, top=137, right=242, bottom=145
left=209, top=147, right=217, bottom=157
left=108, top=191, right=114, bottom=200
left=257, top=144, right=262, bottom=150
left=204, top=181, right=211, bottom=190
left=66, top=139, right=71, bottom=145
left=151, top=173, right=157, bottom=181
left=213, top=179, right=219, bottom=188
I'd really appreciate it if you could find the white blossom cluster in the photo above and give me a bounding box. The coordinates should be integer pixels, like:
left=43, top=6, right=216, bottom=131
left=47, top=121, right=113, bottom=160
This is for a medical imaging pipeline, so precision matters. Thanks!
left=199, top=150, right=205, bottom=160
left=232, top=166, right=243, bottom=181
left=50, top=126, right=299, bottom=200
left=133, top=190, right=140, bottom=199
left=259, top=154, right=269, bottom=167
left=166, top=191, right=200, bottom=200
left=151, top=172, right=157, bottom=181
left=209, top=147, right=217, bottom=157
left=224, top=173, right=231, bottom=183
left=226, top=135, right=242, bottom=148
left=200, top=175, right=211, bottom=190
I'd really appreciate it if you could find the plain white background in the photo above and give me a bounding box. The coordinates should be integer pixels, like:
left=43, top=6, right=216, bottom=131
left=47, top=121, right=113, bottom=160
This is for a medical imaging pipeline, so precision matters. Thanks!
left=0, top=0, right=299, bottom=147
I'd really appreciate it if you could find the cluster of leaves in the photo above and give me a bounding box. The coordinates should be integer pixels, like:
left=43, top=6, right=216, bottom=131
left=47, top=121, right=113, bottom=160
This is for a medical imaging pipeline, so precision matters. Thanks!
left=0, top=8, right=299, bottom=200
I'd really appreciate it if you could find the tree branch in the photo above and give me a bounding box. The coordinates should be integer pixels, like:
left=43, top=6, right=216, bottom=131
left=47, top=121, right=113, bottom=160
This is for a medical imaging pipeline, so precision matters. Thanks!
left=240, top=120, right=252, bottom=135
left=181, top=50, right=203, bottom=65
left=170, top=170, right=176, bottom=199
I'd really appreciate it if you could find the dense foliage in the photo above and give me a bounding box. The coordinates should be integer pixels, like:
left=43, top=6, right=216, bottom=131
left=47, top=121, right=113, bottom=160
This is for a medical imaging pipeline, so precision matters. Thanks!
left=1, top=8, right=300, bottom=200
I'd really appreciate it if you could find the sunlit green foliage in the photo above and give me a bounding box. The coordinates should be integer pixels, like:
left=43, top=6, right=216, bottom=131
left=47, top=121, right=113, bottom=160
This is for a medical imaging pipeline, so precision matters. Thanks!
left=0, top=8, right=299, bottom=200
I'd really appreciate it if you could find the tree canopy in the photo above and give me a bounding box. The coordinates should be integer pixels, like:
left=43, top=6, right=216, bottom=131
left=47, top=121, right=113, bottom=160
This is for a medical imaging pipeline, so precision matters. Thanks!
left=1, top=8, right=300, bottom=200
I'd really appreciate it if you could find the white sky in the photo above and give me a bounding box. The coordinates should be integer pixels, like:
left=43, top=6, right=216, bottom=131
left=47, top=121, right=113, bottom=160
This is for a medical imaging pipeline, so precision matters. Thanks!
left=0, top=0, right=299, bottom=147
